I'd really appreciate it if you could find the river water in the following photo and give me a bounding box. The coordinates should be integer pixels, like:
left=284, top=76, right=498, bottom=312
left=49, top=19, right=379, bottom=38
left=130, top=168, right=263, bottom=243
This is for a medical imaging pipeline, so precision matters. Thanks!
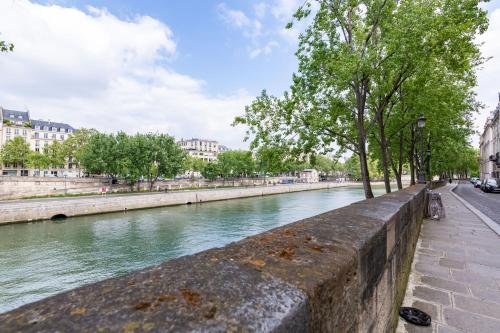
left=0, top=186, right=385, bottom=313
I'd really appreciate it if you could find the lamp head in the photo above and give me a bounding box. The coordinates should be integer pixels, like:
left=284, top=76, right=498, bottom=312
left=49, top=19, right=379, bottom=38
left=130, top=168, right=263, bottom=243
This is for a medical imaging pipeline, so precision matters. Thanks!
left=417, top=114, right=426, bottom=128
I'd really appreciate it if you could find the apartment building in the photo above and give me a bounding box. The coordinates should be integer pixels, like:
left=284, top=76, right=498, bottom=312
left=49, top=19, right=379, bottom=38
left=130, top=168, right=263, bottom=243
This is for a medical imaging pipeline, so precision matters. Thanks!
left=0, top=107, right=75, bottom=176
left=178, top=138, right=220, bottom=162
left=479, top=94, right=500, bottom=180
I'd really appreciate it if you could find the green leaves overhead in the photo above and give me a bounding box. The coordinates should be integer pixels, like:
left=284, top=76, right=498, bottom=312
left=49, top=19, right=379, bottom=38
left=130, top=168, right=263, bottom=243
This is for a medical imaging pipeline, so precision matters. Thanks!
left=235, top=0, right=487, bottom=197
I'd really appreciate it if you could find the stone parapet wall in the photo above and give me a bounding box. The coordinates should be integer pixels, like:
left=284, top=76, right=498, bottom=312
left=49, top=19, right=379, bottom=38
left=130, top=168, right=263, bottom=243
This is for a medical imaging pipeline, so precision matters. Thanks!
left=0, top=176, right=305, bottom=200
left=0, top=182, right=350, bottom=225
left=0, top=185, right=427, bottom=332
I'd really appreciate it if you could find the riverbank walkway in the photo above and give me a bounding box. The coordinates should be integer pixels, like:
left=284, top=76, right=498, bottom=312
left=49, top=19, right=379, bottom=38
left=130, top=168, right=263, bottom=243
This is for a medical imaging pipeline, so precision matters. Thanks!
left=397, top=184, right=500, bottom=333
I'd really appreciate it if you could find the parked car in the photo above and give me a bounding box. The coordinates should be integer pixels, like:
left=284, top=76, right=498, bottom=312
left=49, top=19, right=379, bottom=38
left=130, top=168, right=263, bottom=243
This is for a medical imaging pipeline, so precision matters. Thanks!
left=470, top=177, right=479, bottom=184
left=480, top=179, right=487, bottom=191
left=483, top=179, right=500, bottom=193
left=474, top=179, right=482, bottom=188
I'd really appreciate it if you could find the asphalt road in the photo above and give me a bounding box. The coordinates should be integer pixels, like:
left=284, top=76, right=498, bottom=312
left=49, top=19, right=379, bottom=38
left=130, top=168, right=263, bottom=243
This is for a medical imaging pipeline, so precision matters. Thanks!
left=453, top=181, right=500, bottom=226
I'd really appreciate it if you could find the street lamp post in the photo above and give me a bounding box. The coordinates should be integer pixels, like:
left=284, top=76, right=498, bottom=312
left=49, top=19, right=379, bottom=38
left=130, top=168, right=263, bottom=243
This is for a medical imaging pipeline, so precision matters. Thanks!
left=417, top=115, right=426, bottom=184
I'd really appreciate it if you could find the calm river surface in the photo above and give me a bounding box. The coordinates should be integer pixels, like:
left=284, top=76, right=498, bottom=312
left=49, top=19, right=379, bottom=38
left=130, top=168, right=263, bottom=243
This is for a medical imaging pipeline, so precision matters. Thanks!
left=0, top=186, right=385, bottom=313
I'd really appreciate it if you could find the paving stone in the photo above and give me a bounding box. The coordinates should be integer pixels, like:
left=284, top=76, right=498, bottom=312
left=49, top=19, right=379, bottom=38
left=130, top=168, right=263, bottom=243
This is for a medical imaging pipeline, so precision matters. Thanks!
left=415, top=263, right=451, bottom=280
left=466, top=262, right=500, bottom=279
left=443, top=308, right=500, bottom=333
left=413, top=286, right=451, bottom=306
left=404, top=322, right=435, bottom=333
left=420, top=276, right=468, bottom=294
left=399, top=185, right=500, bottom=333
left=454, top=294, right=500, bottom=319
left=412, top=300, right=439, bottom=322
left=418, top=248, right=444, bottom=257
left=470, top=285, right=500, bottom=304
left=436, top=325, right=461, bottom=333
left=439, top=258, right=465, bottom=270
left=451, top=270, right=500, bottom=290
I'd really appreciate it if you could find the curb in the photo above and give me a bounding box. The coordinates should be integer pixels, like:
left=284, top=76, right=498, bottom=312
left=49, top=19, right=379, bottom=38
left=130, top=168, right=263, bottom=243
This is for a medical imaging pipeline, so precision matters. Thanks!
left=449, top=183, right=500, bottom=237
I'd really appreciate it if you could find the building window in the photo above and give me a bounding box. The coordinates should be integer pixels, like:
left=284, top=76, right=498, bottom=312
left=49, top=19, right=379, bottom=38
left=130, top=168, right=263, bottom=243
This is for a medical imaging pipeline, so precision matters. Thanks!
left=52, top=133, right=56, bottom=139
left=22, top=129, right=27, bottom=136
left=6, top=136, right=10, bottom=141
left=14, top=129, right=19, bottom=135
left=6, top=128, right=11, bottom=134
left=35, top=125, right=40, bottom=130
left=35, top=148, right=40, bottom=152
left=44, top=133, right=48, bottom=139
left=43, top=126, right=48, bottom=131
left=35, top=141, right=40, bottom=147
left=60, top=135, right=65, bottom=140
left=34, top=132, right=39, bottom=139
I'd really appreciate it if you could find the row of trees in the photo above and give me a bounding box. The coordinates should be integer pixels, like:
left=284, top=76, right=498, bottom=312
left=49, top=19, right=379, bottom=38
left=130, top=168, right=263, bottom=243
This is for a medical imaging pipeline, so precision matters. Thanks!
left=234, top=0, right=487, bottom=198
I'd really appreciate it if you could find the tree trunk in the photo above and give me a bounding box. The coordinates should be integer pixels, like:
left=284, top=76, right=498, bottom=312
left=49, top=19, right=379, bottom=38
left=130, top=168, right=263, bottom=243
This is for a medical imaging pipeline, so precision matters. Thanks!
left=409, top=126, right=416, bottom=186
left=376, top=111, right=392, bottom=193
left=355, top=83, right=374, bottom=199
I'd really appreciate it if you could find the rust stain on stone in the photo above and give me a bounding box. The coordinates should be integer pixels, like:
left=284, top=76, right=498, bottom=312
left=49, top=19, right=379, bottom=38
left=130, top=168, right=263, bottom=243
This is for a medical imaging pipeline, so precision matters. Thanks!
left=249, top=259, right=266, bottom=269
left=70, top=307, right=86, bottom=316
left=279, top=247, right=295, bottom=260
left=180, top=288, right=201, bottom=307
left=310, top=245, right=324, bottom=252
left=132, top=301, right=152, bottom=310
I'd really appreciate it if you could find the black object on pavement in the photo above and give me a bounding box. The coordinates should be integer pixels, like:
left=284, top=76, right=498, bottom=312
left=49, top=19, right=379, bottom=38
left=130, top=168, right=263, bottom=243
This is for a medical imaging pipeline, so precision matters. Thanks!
left=399, top=307, right=431, bottom=326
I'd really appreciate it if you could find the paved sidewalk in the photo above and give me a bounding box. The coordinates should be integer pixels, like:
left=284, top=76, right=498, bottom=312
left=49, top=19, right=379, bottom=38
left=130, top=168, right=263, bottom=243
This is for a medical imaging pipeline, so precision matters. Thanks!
left=397, top=184, right=500, bottom=333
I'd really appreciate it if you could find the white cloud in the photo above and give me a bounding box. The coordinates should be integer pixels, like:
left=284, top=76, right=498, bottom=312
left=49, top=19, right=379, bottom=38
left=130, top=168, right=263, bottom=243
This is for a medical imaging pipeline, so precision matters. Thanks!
left=0, top=0, right=252, bottom=148
left=474, top=7, right=500, bottom=145
left=271, top=0, right=302, bottom=21
left=254, top=3, right=267, bottom=19
left=217, top=3, right=251, bottom=29
left=250, top=41, right=279, bottom=59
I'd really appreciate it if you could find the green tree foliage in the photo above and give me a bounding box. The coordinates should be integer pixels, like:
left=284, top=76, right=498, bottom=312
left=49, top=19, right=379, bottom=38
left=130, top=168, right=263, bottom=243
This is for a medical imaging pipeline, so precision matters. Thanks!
left=27, top=151, right=51, bottom=174
left=45, top=140, right=66, bottom=168
left=345, top=156, right=361, bottom=180
left=79, top=132, right=186, bottom=186
left=0, top=39, right=14, bottom=52
left=184, top=156, right=208, bottom=175
left=201, top=161, right=221, bottom=181
left=234, top=0, right=487, bottom=198
left=63, top=128, right=98, bottom=175
left=217, top=151, right=255, bottom=178
left=0, top=137, right=31, bottom=167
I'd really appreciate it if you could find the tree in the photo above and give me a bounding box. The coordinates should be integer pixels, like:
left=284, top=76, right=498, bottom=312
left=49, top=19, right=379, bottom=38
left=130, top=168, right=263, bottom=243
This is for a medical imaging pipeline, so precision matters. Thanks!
left=0, top=39, right=14, bottom=53
left=148, top=134, right=187, bottom=189
left=345, top=156, right=361, bottom=180
left=63, top=128, right=98, bottom=176
left=235, top=0, right=487, bottom=198
left=80, top=133, right=123, bottom=177
left=255, top=146, right=287, bottom=176
left=0, top=137, right=31, bottom=168
left=217, top=151, right=255, bottom=178
left=201, top=161, right=221, bottom=181
left=184, top=156, right=208, bottom=177
left=45, top=141, right=66, bottom=168
left=27, top=151, right=51, bottom=176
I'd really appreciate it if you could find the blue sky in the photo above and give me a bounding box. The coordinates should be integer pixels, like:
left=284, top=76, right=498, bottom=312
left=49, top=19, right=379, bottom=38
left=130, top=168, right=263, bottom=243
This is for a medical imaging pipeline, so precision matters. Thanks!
left=1, top=0, right=499, bottom=148
left=36, top=0, right=300, bottom=96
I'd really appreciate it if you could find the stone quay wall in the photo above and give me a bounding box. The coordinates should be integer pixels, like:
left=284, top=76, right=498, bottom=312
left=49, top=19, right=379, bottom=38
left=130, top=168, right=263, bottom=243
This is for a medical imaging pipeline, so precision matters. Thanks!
left=0, top=185, right=427, bottom=332
left=0, top=176, right=304, bottom=200
left=0, top=182, right=357, bottom=225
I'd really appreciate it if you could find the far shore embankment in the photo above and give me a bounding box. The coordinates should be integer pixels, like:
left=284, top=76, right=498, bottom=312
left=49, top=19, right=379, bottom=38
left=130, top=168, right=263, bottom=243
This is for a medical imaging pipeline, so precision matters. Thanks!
left=0, top=181, right=402, bottom=225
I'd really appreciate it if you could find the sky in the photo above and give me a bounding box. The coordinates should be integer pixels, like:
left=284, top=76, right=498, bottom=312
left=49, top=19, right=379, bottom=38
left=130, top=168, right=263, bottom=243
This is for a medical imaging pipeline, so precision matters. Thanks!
left=0, top=0, right=499, bottom=149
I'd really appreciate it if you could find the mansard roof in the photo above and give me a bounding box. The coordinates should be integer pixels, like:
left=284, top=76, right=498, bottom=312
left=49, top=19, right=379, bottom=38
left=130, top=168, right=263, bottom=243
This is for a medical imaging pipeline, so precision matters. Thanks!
left=1, top=109, right=30, bottom=123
